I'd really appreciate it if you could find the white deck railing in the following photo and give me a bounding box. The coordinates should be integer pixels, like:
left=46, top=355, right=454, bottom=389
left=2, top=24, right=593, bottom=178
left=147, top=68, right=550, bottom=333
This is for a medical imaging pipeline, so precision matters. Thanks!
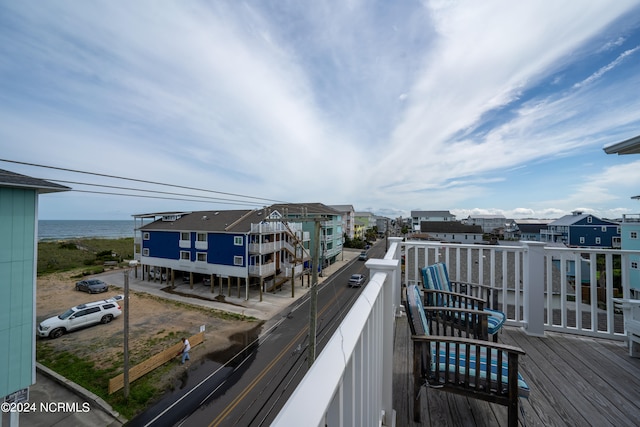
left=273, top=238, right=638, bottom=425
left=402, top=240, right=633, bottom=339
left=272, top=238, right=402, bottom=427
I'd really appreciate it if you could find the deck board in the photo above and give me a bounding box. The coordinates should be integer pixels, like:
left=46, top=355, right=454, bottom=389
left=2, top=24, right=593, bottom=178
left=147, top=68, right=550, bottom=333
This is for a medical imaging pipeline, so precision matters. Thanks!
left=393, top=313, right=640, bottom=427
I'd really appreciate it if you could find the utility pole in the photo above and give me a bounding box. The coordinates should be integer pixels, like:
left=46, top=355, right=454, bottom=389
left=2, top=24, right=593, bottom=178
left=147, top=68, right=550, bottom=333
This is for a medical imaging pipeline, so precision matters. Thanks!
left=123, top=260, right=138, bottom=400
left=308, top=218, right=322, bottom=367
left=123, top=269, right=130, bottom=400
left=259, top=206, right=325, bottom=367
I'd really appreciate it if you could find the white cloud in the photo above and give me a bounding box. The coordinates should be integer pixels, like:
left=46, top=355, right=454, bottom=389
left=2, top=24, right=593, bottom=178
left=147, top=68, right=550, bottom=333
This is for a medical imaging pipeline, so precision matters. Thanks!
left=1, top=1, right=640, bottom=219
left=573, top=45, right=640, bottom=89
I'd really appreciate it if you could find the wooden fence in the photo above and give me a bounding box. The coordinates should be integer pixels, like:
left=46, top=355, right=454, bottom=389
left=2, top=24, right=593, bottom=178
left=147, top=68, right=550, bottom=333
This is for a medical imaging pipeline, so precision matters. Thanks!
left=108, top=331, right=204, bottom=394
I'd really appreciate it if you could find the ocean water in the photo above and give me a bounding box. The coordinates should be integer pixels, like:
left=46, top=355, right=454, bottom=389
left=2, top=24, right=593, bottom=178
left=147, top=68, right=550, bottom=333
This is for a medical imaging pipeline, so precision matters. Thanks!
left=38, top=220, right=134, bottom=241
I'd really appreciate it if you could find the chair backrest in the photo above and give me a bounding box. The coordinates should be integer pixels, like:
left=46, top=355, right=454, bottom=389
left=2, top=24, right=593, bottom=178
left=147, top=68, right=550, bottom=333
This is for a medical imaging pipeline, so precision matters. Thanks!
left=421, top=263, right=451, bottom=292
left=435, top=262, right=451, bottom=290
left=421, top=263, right=452, bottom=306
left=406, top=285, right=429, bottom=336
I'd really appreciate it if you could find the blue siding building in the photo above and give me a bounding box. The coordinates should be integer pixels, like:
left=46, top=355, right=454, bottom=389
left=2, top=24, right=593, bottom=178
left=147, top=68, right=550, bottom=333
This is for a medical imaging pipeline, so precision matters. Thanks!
left=541, top=211, right=620, bottom=248
left=134, top=208, right=309, bottom=299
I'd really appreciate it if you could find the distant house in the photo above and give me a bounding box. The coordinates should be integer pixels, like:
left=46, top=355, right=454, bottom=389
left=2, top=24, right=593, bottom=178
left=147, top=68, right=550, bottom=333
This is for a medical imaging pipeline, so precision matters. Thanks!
left=354, top=219, right=366, bottom=240
left=419, top=221, right=483, bottom=244
left=376, top=216, right=389, bottom=236
left=329, top=204, right=355, bottom=240
left=135, top=208, right=310, bottom=299
left=271, top=203, right=343, bottom=269
left=464, top=214, right=507, bottom=234
left=514, top=220, right=555, bottom=241
left=355, top=211, right=377, bottom=231
left=411, top=210, right=456, bottom=231
left=0, top=169, right=68, bottom=403
left=541, top=211, right=620, bottom=248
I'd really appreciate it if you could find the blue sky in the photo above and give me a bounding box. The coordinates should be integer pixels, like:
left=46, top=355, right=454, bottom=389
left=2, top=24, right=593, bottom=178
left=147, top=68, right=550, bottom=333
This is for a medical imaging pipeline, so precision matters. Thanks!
left=2, top=1, right=640, bottom=221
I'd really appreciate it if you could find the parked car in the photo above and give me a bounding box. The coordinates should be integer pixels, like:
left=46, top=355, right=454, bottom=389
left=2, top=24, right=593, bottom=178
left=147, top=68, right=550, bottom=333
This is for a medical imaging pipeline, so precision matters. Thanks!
left=75, top=279, right=108, bottom=294
left=358, top=251, right=368, bottom=261
left=348, top=274, right=366, bottom=287
left=107, top=294, right=124, bottom=303
left=149, top=268, right=167, bottom=281
left=37, top=299, right=122, bottom=339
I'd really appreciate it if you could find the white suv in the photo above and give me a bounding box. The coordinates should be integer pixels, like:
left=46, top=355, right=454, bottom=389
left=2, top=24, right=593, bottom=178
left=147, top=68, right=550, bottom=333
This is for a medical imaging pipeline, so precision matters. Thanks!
left=38, top=299, right=122, bottom=339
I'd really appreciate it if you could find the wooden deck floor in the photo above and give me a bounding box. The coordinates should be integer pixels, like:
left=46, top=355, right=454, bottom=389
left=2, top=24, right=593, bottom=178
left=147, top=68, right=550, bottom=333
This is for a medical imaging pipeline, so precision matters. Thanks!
left=393, top=315, right=640, bottom=427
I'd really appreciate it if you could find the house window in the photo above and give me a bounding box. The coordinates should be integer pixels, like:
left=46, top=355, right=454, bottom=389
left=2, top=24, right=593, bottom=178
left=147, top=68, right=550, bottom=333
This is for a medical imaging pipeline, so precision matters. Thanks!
left=197, top=233, right=207, bottom=242
left=595, top=237, right=601, bottom=244
left=142, top=248, right=149, bottom=256
left=143, top=232, right=150, bottom=240
left=181, top=232, right=190, bottom=241
left=234, top=256, right=243, bottom=266
left=580, top=237, right=585, bottom=244
left=587, top=216, right=592, bottom=223
left=601, top=226, right=607, bottom=232
left=234, top=236, right=243, bottom=246
left=631, top=231, right=638, bottom=239
left=180, top=251, right=190, bottom=260
left=632, top=261, right=639, bottom=270
left=197, top=252, right=207, bottom=262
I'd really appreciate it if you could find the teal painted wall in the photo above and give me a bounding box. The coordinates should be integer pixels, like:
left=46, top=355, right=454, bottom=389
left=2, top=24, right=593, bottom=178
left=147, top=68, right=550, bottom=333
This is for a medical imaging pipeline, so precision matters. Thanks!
left=0, top=187, right=37, bottom=397
left=621, top=222, right=640, bottom=290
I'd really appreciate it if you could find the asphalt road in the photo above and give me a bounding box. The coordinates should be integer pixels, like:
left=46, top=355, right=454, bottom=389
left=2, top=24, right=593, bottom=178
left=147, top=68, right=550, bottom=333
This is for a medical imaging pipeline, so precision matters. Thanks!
left=129, top=241, right=387, bottom=427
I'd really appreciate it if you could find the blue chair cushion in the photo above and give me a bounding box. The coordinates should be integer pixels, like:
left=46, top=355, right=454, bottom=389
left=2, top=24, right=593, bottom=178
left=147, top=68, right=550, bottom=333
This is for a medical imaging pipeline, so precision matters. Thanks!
left=407, top=284, right=430, bottom=336
left=422, top=263, right=506, bottom=336
left=433, top=342, right=530, bottom=398
left=484, top=308, right=506, bottom=335
left=422, top=263, right=451, bottom=293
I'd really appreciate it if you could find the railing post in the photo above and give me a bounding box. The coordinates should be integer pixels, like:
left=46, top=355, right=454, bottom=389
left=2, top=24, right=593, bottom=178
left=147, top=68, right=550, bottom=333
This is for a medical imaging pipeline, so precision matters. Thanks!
left=365, top=257, right=399, bottom=426
left=388, top=237, right=403, bottom=315
left=522, top=241, right=546, bottom=337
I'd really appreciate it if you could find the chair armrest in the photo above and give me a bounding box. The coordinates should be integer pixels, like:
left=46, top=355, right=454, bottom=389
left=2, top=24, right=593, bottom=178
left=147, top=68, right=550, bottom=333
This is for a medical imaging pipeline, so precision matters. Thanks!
left=450, top=280, right=500, bottom=307
left=422, top=288, right=486, bottom=310
left=424, top=306, right=489, bottom=340
left=424, top=306, right=488, bottom=317
left=422, top=288, right=486, bottom=304
left=410, top=334, right=525, bottom=356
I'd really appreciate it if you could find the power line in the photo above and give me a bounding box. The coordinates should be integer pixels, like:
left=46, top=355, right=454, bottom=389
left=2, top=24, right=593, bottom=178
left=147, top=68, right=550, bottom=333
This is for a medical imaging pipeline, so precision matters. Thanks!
left=46, top=179, right=264, bottom=205
left=0, top=158, right=288, bottom=204
left=70, top=189, right=261, bottom=206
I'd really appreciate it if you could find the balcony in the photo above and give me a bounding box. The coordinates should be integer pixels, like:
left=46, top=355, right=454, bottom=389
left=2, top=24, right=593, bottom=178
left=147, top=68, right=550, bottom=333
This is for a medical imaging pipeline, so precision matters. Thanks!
left=248, top=261, right=275, bottom=277
left=248, top=241, right=282, bottom=254
left=273, top=239, right=640, bottom=426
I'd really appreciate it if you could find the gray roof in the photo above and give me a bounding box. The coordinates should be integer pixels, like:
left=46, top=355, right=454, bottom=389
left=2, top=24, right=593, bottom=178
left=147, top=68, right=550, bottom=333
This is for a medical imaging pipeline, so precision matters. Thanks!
left=550, top=214, right=588, bottom=226
left=467, top=214, right=506, bottom=219
left=420, top=221, right=483, bottom=233
left=517, top=223, right=548, bottom=234
left=269, top=202, right=341, bottom=217
left=411, top=210, right=453, bottom=217
left=549, top=213, right=617, bottom=226
left=140, top=209, right=270, bottom=233
left=329, top=204, right=354, bottom=212
left=0, top=169, right=70, bottom=193
left=603, top=134, right=640, bottom=155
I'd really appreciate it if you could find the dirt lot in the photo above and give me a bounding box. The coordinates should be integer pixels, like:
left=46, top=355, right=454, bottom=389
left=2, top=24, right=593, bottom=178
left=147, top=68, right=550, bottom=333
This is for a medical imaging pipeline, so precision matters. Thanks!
left=36, top=271, right=262, bottom=392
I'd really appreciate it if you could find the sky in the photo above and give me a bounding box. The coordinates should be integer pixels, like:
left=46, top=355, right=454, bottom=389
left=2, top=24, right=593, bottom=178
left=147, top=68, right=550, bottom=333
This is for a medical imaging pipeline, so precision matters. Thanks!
left=2, top=1, right=640, bottom=221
